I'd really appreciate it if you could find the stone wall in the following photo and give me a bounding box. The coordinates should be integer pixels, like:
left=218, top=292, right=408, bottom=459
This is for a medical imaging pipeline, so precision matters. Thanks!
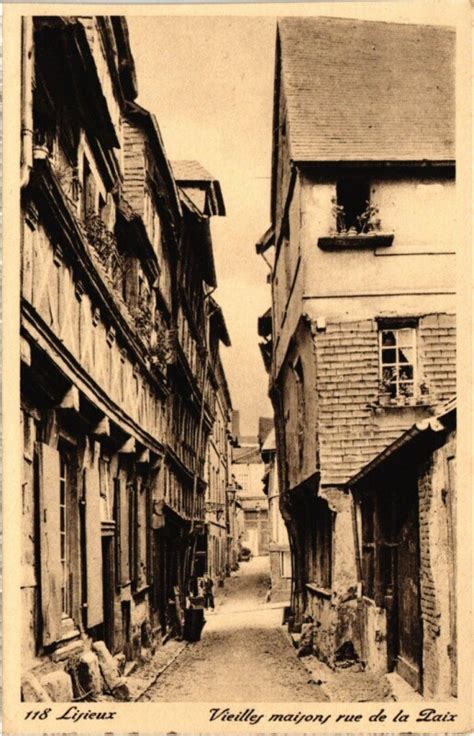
left=418, top=431, right=456, bottom=698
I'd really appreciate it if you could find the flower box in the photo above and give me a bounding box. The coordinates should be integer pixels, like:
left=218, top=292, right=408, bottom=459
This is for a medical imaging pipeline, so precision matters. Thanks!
left=317, top=232, right=394, bottom=250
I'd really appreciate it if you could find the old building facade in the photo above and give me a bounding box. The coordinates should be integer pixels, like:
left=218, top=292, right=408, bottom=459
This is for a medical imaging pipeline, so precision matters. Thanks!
left=231, top=418, right=271, bottom=558
left=20, top=15, right=233, bottom=698
left=259, top=17, right=456, bottom=694
left=203, top=301, right=234, bottom=583
left=261, top=427, right=291, bottom=602
left=348, top=400, right=457, bottom=699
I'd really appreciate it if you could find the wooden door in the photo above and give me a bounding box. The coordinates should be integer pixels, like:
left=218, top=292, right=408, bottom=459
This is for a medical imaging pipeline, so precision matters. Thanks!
left=396, top=499, right=422, bottom=691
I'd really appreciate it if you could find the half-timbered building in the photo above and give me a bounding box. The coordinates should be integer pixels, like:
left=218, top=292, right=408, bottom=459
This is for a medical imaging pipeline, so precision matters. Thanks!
left=20, top=16, right=229, bottom=699
left=203, top=300, right=233, bottom=584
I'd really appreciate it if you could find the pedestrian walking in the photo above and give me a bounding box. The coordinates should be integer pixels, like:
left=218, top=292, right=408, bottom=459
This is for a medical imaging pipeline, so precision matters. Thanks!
left=201, top=574, right=215, bottom=610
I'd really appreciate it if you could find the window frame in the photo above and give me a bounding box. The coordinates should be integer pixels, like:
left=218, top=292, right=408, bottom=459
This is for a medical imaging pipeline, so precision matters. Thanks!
left=56, top=439, right=78, bottom=624
left=377, top=319, right=418, bottom=400
left=335, top=178, right=371, bottom=234
left=59, top=454, right=71, bottom=618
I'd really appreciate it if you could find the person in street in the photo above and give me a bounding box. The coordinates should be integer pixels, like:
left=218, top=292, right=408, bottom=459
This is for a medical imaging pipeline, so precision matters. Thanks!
left=201, top=574, right=215, bottom=610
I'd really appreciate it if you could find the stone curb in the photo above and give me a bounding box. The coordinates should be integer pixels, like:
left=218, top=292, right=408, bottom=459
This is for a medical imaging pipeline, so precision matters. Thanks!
left=131, top=641, right=189, bottom=701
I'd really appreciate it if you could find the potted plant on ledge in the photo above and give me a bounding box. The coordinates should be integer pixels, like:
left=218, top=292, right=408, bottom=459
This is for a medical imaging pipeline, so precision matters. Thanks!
left=320, top=200, right=392, bottom=250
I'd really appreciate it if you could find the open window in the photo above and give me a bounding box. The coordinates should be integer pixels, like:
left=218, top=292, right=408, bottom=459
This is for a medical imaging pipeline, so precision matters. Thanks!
left=82, top=156, right=96, bottom=218
left=335, top=179, right=371, bottom=233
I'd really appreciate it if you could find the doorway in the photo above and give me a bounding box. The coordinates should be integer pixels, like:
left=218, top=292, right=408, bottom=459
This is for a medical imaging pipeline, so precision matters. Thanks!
left=395, top=495, right=422, bottom=691
left=101, top=535, right=115, bottom=653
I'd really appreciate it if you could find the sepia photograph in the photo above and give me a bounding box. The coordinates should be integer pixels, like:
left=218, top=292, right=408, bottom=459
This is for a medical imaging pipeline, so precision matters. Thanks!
left=4, top=1, right=472, bottom=730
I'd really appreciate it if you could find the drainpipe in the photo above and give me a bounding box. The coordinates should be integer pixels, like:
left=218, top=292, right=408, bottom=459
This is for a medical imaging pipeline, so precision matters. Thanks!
left=20, top=17, right=34, bottom=189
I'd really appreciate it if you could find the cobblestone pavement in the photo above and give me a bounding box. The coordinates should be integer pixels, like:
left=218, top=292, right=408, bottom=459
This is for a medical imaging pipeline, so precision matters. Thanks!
left=139, top=557, right=328, bottom=702
left=302, top=656, right=393, bottom=702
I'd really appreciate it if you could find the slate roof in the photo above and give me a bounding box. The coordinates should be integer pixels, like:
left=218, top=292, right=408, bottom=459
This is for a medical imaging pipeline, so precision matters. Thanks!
left=171, top=160, right=226, bottom=216
left=277, top=16, right=455, bottom=163
left=171, top=160, right=216, bottom=182
left=232, top=445, right=262, bottom=465
left=258, top=417, right=274, bottom=446
left=262, top=427, right=276, bottom=452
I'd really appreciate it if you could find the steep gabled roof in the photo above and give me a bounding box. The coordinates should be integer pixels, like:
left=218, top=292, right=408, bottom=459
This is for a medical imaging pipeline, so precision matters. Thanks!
left=171, top=160, right=226, bottom=216
left=277, top=16, right=455, bottom=164
left=172, top=160, right=215, bottom=181
left=209, top=297, right=231, bottom=347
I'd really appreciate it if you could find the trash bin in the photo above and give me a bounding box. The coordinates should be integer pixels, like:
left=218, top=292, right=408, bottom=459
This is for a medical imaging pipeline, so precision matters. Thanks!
left=183, top=607, right=205, bottom=642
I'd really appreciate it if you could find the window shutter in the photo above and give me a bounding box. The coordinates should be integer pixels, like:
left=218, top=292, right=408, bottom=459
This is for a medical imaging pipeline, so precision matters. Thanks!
left=85, top=462, right=103, bottom=628
left=37, top=442, right=62, bottom=646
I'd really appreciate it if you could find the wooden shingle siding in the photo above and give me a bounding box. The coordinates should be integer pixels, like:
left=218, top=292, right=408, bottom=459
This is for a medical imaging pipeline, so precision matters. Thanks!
left=316, top=315, right=456, bottom=485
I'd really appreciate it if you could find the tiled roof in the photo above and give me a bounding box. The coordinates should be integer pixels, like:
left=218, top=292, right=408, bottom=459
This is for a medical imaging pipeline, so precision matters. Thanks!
left=232, top=445, right=262, bottom=464
left=258, top=417, right=274, bottom=446
left=171, top=160, right=215, bottom=182
left=278, top=17, right=455, bottom=163
left=171, top=160, right=225, bottom=217
left=262, top=427, right=276, bottom=452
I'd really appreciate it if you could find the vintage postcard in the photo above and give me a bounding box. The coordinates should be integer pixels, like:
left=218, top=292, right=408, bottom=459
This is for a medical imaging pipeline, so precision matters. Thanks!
left=3, top=1, right=472, bottom=733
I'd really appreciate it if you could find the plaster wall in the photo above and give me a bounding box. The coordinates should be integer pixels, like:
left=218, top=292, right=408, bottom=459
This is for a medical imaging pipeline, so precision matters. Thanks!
left=232, top=462, right=266, bottom=499
left=299, top=175, right=456, bottom=323
left=279, top=318, right=319, bottom=491
left=272, top=181, right=304, bottom=377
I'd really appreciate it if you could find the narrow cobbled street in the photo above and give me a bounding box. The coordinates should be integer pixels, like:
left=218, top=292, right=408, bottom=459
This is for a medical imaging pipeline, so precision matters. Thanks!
left=139, top=557, right=327, bottom=702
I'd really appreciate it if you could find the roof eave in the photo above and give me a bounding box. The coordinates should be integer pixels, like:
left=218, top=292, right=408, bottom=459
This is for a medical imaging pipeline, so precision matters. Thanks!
left=294, top=158, right=456, bottom=169
left=347, top=417, right=448, bottom=490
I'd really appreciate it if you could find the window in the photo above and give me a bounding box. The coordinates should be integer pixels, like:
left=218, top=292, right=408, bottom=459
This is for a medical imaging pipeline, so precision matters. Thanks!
left=59, top=455, right=71, bottom=617
left=379, top=326, right=417, bottom=398
left=335, top=179, right=371, bottom=233
left=82, top=156, right=96, bottom=217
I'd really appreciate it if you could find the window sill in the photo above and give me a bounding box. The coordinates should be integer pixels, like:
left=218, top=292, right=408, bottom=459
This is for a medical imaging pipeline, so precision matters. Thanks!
left=317, top=233, right=394, bottom=250
left=373, top=398, right=433, bottom=409
left=305, top=583, right=332, bottom=599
